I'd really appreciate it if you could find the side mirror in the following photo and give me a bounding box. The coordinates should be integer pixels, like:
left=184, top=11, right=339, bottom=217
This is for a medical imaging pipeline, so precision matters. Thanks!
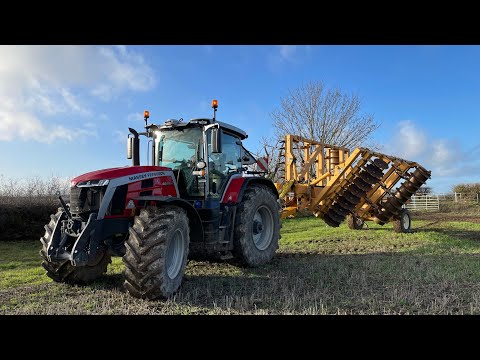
left=127, top=128, right=140, bottom=166
left=211, top=128, right=222, bottom=153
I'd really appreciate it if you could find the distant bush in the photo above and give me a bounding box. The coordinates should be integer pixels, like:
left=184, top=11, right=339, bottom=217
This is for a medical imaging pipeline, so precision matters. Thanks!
left=0, top=175, right=71, bottom=240
left=439, top=201, right=480, bottom=214
left=452, top=183, right=480, bottom=194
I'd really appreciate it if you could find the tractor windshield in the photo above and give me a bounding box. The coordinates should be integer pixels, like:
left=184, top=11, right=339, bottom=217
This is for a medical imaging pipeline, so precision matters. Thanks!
left=155, top=127, right=203, bottom=170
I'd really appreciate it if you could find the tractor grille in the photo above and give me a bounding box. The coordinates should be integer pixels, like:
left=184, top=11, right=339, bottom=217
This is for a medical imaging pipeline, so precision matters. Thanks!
left=70, top=186, right=107, bottom=215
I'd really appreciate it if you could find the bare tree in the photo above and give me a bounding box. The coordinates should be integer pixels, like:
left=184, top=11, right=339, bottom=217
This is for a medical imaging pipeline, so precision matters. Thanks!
left=263, top=81, right=380, bottom=182
left=271, top=81, right=379, bottom=149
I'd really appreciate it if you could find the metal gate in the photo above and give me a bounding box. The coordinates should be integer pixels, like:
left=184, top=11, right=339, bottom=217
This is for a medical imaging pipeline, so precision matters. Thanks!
left=404, top=195, right=439, bottom=211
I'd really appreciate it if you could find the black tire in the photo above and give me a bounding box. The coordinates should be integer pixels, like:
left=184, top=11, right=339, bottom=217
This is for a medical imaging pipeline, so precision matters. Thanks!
left=233, top=185, right=281, bottom=267
left=393, top=209, right=412, bottom=233
left=123, top=206, right=190, bottom=300
left=39, top=209, right=111, bottom=283
left=347, top=214, right=364, bottom=230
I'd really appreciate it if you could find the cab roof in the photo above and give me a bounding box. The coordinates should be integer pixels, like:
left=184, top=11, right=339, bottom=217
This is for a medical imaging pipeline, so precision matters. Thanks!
left=157, top=118, right=248, bottom=140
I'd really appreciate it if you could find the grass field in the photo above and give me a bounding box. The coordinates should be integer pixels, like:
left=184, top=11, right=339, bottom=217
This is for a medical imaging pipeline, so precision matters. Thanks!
left=1, top=212, right=480, bottom=314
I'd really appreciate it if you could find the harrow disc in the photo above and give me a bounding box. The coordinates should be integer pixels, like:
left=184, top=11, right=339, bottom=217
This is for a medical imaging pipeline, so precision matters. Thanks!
left=327, top=209, right=344, bottom=223
left=323, top=213, right=340, bottom=227
left=364, top=163, right=383, bottom=179
left=383, top=201, right=401, bottom=216
left=337, top=197, right=355, bottom=211
left=354, top=177, right=372, bottom=192
left=397, top=183, right=416, bottom=197
left=394, top=188, right=411, bottom=201
left=331, top=204, right=350, bottom=216
left=402, top=180, right=421, bottom=193
left=373, top=158, right=388, bottom=170
left=358, top=171, right=378, bottom=185
left=411, top=168, right=431, bottom=183
left=343, top=190, right=360, bottom=205
left=388, top=196, right=406, bottom=209
left=348, top=184, right=366, bottom=197
left=375, top=211, right=391, bottom=223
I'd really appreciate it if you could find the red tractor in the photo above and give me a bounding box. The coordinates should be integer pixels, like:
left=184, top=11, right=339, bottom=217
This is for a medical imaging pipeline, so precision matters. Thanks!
left=40, top=100, right=281, bottom=299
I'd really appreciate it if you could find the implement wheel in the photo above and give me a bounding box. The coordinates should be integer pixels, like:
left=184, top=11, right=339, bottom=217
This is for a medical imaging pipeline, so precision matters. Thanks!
left=347, top=214, right=364, bottom=230
left=393, top=209, right=412, bottom=233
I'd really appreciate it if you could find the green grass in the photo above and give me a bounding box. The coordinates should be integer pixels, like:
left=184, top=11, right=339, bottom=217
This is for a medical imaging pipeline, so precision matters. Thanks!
left=2, top=214, right=480, bottom=314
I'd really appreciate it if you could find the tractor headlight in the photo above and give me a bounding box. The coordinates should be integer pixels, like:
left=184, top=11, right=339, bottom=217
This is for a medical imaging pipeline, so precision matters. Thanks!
left=76, top=179, right=110, bottom=187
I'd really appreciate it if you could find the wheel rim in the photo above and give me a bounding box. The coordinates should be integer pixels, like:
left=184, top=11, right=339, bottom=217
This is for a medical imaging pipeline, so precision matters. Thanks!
left=166, top=229, right=185, bottom=280
left=402, top=213, right=410, bottom=229
left=356, top=218, right=363, bottom=228
left=252, top=205, right=274, bottom=251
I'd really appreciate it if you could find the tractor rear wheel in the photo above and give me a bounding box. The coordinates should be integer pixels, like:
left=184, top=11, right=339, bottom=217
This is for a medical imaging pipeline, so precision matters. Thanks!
left=233, top=185, right=280, bottom=267
left=123, top=206, right=190, bottom=300
left=347, top=214, right=364, bottom=230
left=39, top=209, right=111, bottom=283
left=393, top=209, right=412, bottom=233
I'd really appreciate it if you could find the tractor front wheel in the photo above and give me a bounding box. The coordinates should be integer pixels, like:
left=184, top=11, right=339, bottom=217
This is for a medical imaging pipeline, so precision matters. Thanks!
left=233, top=185, right=281, bottom=267
left=123, top=206, right=190, bottom=300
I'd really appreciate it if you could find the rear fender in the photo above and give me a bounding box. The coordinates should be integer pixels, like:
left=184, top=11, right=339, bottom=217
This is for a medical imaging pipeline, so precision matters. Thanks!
left=220, top=176, right=278, bottom=205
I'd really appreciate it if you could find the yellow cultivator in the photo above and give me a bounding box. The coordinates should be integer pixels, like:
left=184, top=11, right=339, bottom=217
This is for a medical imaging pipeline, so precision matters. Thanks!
left=274, top=135, right=431, bottom=232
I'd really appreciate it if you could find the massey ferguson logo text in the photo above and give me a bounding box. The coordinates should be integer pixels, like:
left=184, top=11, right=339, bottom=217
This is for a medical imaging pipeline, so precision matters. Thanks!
left=128, top=171, right=165, bottom=181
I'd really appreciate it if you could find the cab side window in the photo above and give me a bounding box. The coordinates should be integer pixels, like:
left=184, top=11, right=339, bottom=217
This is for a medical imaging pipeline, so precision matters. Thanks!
left=208, top=130, right=241, bottom=197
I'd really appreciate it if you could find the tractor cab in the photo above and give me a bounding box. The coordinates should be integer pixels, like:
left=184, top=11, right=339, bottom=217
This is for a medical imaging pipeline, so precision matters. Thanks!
left=128, top=100, right=256, bottom=206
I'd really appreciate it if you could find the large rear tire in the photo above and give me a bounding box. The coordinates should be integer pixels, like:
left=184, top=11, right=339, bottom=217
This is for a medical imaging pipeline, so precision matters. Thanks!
left=233, top=185, right=281, bottom=267
left=123, top=206, right=190, bottom=300
left=39, top=209, right=111, bottom=283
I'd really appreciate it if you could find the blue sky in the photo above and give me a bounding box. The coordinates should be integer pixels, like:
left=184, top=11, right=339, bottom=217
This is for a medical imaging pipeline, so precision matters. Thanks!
left=0, top=45, right=478, bottom=193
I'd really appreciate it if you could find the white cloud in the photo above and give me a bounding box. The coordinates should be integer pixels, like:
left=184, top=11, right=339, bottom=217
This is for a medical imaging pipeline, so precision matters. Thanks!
left=267, top=45, right=311, bottom=72
left=390, top=120, right=427, bottom=158
left=0, top=45, right=156, bottom=143
left=279, top=45, right=297, bottom=61
left=98, top=113, right=109, bottom=121
left=90, top=45, right=156, bottom=101
left=0, top=110, right=96, bottom=143
left=113, top=130, right=127, bottom=143
left=383, top=120, right=476, bottom=193
left=127, top=112, right=143, bottom=122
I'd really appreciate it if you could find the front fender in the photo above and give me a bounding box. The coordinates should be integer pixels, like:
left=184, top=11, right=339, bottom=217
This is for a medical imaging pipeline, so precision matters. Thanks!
left=133, top=196, right=204, bottom=242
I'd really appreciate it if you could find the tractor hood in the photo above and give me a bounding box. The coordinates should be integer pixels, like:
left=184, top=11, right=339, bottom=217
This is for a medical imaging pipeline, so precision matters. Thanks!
left=71, top=166, right=172, bottom=186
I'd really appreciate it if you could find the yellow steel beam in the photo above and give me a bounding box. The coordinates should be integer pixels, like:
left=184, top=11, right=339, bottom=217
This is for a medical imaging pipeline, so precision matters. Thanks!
left=299, top=145, right=324, bottom=180
left=308, top=148, right=363, bottom=211
left=281, top=206, right=298, bottom=219
left=310, top=172, right=331, bottom=186
left=285, top=134, right=294, bottom=182
left=304, top=144, right=310, bottom=182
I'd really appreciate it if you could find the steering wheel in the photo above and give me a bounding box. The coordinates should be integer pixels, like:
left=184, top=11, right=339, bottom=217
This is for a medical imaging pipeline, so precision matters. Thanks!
left=210, top=169, right=226, bottom=177
left=225, top=163, right=238, bottom=174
